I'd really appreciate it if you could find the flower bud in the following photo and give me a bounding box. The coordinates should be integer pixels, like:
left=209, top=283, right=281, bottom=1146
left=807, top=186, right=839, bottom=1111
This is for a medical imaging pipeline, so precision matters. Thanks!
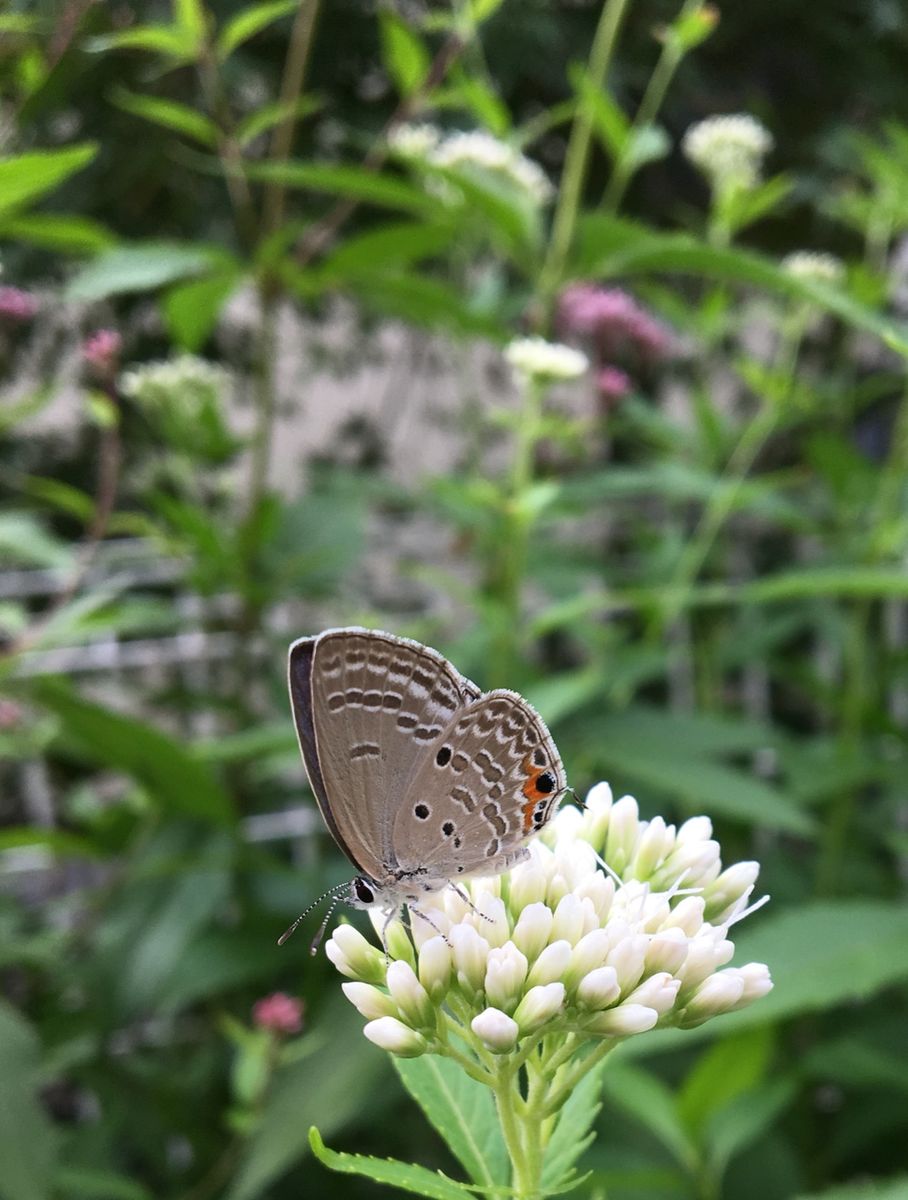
left=631, top=816, right=671, bottom=879
left=512, top=902, right=553, bottom=961
left=660, top=895, right=705, bottom=937
left=472, top=894, right=509, bottom=948
left=418, top=936, right=452, bottom=1001
left=586, top=1003, right=658, bottom=1037
left=385, top=918, right=417, bottom=968
left=527, top=939, right=572, bottom=987
left=583, top=781, right=613, bottom=848
left=514, top=983, right=565, bottom=1034
left=702, top=861, right=759, bottom=921
left=327, top=924, right=386, bottom=984
left=341, top=982, right=398, bottom=1021
left=574, top=872, right=614, bottom=923
left=551, top=894, right=586, bottom=946
left=450, top=924, right=489, bottom=994
left=576, top=965, right=620, bottom=1010
left=604, top=795, right=639, bottom=874
left=386, top=960, right=434, bottom=1030
left=677, top=934, right=734, bottom=993
left=624, top=972, right=681, bottom=1016
left=677, top=815, right=713, bottom=844
left=566, top=929, right=610, bottom=990
left=645, top=928, right=689, bottom=976
left=364, top=1016, right=427, bottom=1057
left=728, top=962, right=773, bottom=1008
left=471, top=1007, right=519, bottom=1053
left=411, top=908, right=451, bottom=950
left=678, top=970, right=745, bottom=1027
left=652, top=840, right=721, bottom=891
left=606, top=933, right=648, bottom=994
left=484, top=943, right=529, bottom=1013
left=508, top=862, right=548, bottom=912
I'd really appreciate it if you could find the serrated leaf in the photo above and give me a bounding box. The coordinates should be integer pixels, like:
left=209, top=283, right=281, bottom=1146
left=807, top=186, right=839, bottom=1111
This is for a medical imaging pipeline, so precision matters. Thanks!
left=394, top=1055, right=509, bottom=1188
left=0, top=144, right=97, bottom=218
left=217, top=0, right=299, bottom=58
left=309, top=1127, right=476, bottom=1200
left=111, top=87, right=218, bottom=146
left=541, top=1051, right=610, bottom=1190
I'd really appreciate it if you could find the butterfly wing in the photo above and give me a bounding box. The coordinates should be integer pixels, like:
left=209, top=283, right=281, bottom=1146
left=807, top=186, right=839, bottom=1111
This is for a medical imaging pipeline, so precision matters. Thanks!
left=391, top=689, right=565, bottom=880
left=288, top=628, right=474, bottom=881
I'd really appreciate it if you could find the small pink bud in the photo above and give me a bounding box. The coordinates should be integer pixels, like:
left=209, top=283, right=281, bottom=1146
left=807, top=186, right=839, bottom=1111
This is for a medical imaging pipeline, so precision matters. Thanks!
left=252, top=992, right=303, bottom=1035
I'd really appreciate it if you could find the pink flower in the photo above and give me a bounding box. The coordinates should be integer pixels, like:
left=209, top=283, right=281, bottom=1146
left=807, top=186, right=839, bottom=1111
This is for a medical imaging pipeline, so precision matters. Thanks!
left=252, top=992, right=304, bottom=1035
left=0, top=700, right=23, bottom=730
left=82, top=329, right=122, bottom=375
left=558, top=283, right=672, bottom=363
left=596, top=365, right=632, bottom=404
left=0, top=287, right=38, bottom=323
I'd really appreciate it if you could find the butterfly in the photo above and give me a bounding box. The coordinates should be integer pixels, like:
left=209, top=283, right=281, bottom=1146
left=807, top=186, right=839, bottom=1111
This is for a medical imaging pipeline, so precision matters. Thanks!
left=281, top=627, right=566, bottom=947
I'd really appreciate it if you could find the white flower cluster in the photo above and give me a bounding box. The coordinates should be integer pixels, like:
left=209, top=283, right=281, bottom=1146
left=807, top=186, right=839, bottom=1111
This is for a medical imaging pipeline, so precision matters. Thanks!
left=389, top=124, right=553, bottom=206
left=327, top=784, right=772, bottom=1059
left=120, top=354, right=229, bottom=407
left=782, top=251, right=845, bottom=285
left=682, top=114, right=773, bottom=194
left=505, top=336, right=589, bottom=383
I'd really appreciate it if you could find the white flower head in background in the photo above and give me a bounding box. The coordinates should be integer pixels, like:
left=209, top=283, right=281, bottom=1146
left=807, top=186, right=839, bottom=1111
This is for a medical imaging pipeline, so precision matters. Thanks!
left=429, top=130, right=554, bottom=206
left=119, top=354, right=230, bottom=411
left=682, top=114, right=773, bottom=195
left=387, top=122, right=442, bottom=160
left=781, top=251, right=846, bottom=286
left=328, top=783, right=772, bottom=1062
left=504, top=336, right=589, bottom=384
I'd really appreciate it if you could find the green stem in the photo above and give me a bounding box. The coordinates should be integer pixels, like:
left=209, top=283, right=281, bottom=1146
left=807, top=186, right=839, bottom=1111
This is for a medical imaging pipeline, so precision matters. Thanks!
left=541, top=1038, right=616, bottom=1115
left=246, top=289, right=279, bottom=523
left=493, top=1062, right=538, bottom=1199
left=537, top=0, right=634, bottom=313
left=603, top=0, right=700, bottom=212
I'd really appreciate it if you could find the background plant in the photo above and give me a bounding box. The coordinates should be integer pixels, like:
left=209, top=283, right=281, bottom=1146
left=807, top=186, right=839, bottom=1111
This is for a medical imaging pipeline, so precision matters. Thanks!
left=1, top=2, right=907, bottom=1199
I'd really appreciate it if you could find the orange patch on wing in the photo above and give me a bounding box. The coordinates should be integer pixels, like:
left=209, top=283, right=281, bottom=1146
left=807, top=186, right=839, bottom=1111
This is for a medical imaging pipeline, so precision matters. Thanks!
left=520, top=756, right=546, bottom=831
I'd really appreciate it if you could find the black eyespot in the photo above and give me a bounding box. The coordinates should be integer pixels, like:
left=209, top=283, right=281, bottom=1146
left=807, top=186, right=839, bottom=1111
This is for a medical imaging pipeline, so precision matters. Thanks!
left=533, top=809, right=545, bottom=826
left=533, top=748, right=546, bottom=767
left=536, top=771, right=556, bottom=795
left=457, top=866, right=464, bottom=873
left=354, top=877, right=375, bottom=904
left=453, top=836, right=462, bottom=849
left=414, top=803, right=430, bottom=820
left=442, top=821, right=455, bottom=837
left=436, top=745, right=452, bottom=766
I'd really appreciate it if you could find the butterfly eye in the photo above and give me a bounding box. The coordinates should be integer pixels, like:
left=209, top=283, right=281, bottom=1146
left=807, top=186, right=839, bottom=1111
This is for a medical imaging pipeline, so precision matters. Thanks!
left=353, top=877, right=375, bottom=904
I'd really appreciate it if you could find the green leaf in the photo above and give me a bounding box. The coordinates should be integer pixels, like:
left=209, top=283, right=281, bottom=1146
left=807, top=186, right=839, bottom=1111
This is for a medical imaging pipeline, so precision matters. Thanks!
left=677, top=1027, right=773, bottom=1136
left=235, top=95, right=321, bottom=146
left=173, top=0, right=206, bottom=42
left=570, top=66, right=629, bottom=160
left=315, top=221, right=457, bottom=280
left=29, top=678, right=234, bottom=825
left=111, top=88, right=218, bottom=146
left=542, top=1051, right=610, bottom=1190
left=704, top=1076, right=797, bottom=1183
left=225, top=1002, right=390, bottom=1200
left=308, top=1127, right=475, bottom=1200
left=573, top=214, right=908, bottom=356
left=380, top=10, right=430, bottom=97
left=85, top=25, right=195, bottom=59
left=245, top=160, right=437, bottom=213
left=53, top=1167, right=151, bottom=1200
left=0, top=144, right=97, bottom=219
left=600, top=1062, right=697, bottom=1172
left=394, top=1055, right=509, bottom=1188
left=216, top=0, right=298, bottom=58
left=162, top=268, right=241, bottom=350
left=65, top=242, right=217, bottom=300
left=0, top=1000, right=61, bottom=1200
left=0, top=213, right=114, bottom=253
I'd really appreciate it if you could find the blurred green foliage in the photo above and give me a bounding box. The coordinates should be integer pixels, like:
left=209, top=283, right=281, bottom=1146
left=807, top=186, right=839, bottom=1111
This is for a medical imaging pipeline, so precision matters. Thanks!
left=1, top=1, right=907, bottom=1198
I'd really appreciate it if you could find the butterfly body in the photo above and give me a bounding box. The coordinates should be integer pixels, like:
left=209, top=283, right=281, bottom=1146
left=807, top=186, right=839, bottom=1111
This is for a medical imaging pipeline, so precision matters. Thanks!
left=288, top=627, right=566, bottom=915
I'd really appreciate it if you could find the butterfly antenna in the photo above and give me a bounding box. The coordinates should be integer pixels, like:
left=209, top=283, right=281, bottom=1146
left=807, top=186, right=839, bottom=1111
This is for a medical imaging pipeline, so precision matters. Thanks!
left=309, top=894, right=342, bottom=956
left=560, top=785, right=586, bottom=811
left=277, top=882, right=348, bottom=947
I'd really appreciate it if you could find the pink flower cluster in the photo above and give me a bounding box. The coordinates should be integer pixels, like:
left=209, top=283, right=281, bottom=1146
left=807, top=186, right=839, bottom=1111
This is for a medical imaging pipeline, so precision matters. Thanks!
left=252, top=992, right=304, bottom=1035
left=82, top=329, right=122, bottom=376
left=558, top=283, right=673, bottom=406
left=0, top=287, right=38, bottom=323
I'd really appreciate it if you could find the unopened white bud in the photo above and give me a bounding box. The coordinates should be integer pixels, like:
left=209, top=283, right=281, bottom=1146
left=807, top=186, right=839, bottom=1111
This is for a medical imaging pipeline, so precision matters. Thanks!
left=418, top=936, right=452, bottom=1001
left=514, top=982, right=565, bottom=1034
left=473, top=894, right=509, bottom=948
left=661, top=896, right=705, bottom=937
left=508, top=863, right=548, bottom=912
left=583, top=781, right=613, bottom=848
left=341, top=982, right=398, bottom=1021
left=645, top=928, right=689, bottom=975
left=471, top=1007, right=519, bottom=1053
left=652, top=840, right=721, bottom=892
left=586, top=1003, right=659, bottom=1037
left=574, top=872, right=614, bottom=922
left=678, top=971, right=745, bottom=1027
left=364, top=1016, right=427, bottom=1057
left=576, top=965, right=620, bottom=1010
left=625, top=972, right=681, bottom=1016
left=677, top=816, right=713, bottom=844
left=566, top=929, right=610, bottom=989
left=604, top=795, right=640, bottom=873
left=677, top=934, right=734, bottom=993
left=512, top=903, right=553, bottom=961
left=702, top=861, right=759, bottom=920
left=729, top=962, right=773, bottom=1008
left=386, top=960, right=434, bottom=1030
left=484, top=943, right=529, bottom=1013
left=450, top=924, right=489, bottom=994
left=631, top=816, right=672, bottom=879
left=551, top=894, right=586, bottom=945
left=527, top=939, right=572, bottom=987
left=327, top=924, right=386, bottom=984
left=606, top=933, right=648, bottom=994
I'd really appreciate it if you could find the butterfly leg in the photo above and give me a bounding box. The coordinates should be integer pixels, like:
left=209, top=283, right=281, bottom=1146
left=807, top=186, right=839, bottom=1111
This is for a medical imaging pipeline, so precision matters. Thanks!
left=448, top=881, right=494, bottom=924
left=407, top=903, right=452, bottom=947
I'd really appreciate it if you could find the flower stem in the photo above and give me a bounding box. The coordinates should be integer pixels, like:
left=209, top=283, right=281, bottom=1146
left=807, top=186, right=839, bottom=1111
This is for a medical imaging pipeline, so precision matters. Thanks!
left=493, top=1062, right=539, bottom=1199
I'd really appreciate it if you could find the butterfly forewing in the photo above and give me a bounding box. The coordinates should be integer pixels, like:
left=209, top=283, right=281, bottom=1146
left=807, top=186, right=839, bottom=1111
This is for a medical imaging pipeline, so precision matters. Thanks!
left=392, top=689, right=565, bottom=879
left=297, top=628, right=473, bottom=879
